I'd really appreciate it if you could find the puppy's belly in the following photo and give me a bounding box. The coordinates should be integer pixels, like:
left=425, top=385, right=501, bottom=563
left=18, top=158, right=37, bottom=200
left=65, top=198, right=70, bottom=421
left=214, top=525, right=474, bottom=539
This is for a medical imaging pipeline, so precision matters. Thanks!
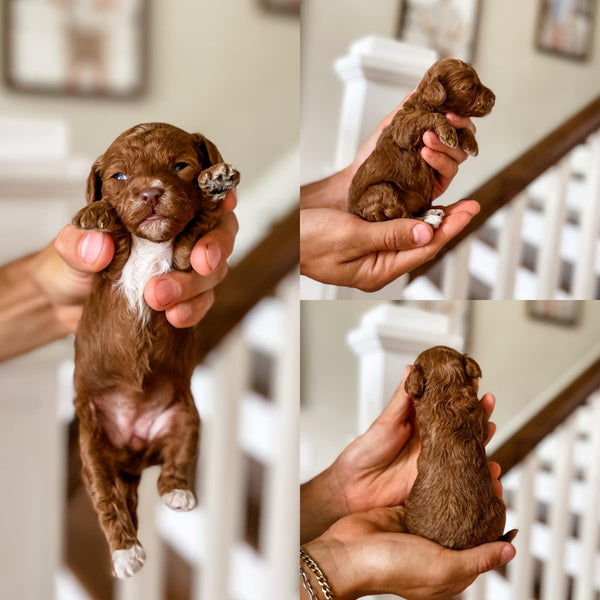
left=95, top=383, right=180, bottom=451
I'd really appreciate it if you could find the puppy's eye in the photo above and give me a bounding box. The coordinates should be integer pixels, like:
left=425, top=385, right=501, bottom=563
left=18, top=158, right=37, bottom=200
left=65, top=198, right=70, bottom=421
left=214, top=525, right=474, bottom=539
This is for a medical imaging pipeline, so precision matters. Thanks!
left=174, top=162, right=190, bottom=172
left=468, top=85, right=475, bottom=91
left=111, top=173, right=128, bottom=181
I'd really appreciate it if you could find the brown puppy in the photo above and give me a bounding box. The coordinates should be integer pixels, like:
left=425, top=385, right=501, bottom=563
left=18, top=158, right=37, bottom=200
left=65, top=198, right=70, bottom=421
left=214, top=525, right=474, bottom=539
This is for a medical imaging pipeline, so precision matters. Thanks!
left=72, top=123, right=240, bottom=578
left=404, top=346, right=514, bottom=549
left=348, top=58, right=495, bottom=225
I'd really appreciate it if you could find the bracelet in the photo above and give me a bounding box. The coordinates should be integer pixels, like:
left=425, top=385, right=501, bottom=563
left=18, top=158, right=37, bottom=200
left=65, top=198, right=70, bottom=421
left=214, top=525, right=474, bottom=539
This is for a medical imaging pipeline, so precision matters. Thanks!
left=300, top=547, right=334, bottom=600
left=300, top=565, right=319, bottom=600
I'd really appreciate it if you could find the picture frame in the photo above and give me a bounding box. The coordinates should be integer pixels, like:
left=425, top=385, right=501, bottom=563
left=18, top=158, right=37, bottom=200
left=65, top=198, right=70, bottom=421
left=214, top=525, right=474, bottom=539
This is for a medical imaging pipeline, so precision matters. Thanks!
left=396, top=0, right=482, bottom=62
left=2, top=0, right=149, bottom=99
left=527, top=300, right=582, bottom=327
left=259, top=0, right=300, bottom=15
left=535, top=0, right=596, bottom=61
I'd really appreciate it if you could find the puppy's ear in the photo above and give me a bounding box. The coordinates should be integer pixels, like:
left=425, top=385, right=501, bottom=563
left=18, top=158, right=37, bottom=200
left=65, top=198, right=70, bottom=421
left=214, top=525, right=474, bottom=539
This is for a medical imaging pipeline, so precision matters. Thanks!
left=192, top=133, right=224, bottom=168
left=405, top=364, right=425, bottom=399
left=464, top=355, right=482, bottom=379
left=423, top=77, right=447, bottom=107
left=86, top=156, right=104, bottom=204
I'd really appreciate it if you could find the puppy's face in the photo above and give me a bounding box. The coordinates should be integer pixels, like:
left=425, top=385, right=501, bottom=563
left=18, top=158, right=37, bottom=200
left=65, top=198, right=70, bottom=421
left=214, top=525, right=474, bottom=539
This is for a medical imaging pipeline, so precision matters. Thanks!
left=423, top=59, right=495, bottom=118
left=87, top=123, right=223, bottom=242
left=405, top=345, right=482, bottom=400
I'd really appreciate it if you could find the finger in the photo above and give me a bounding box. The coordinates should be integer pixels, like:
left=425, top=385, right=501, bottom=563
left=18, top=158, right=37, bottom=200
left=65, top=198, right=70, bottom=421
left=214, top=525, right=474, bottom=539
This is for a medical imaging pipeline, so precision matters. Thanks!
left=164, top=289, right=215, bottom=328
left=55, top=225, right=115, bottom=273
left=486, top=422, right=497, bottom=445
left=353, top=216, right=434, bottom=254
left=488, top=462, right=501, bottom=480
left=422, top=131, right=468, bottom=164
left=455, top=542, right=516, bottom=578
left=446, top=112, right=477, bottom=135
left=481, top=393, right=496, bottom=420
left=144, top=263, right=228, bottom=311
left=374, top=370, right=413, bottom=429
left=221, top=189, right=237, bottom=212
left=190, top=211, right=239, bottom=276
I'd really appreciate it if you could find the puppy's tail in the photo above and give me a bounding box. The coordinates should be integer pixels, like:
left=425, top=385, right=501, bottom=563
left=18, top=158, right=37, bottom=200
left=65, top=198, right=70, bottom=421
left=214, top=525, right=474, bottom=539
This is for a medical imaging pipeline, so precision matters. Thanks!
left=498, top=529, right=518, bottom=543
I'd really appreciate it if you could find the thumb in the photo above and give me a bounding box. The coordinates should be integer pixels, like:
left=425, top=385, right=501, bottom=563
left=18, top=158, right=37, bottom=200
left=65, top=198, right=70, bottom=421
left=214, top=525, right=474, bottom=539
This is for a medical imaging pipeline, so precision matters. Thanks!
left=458, top=542, right=516, bottom=577
left=355, top=218, right=434, bottom=253
left=55, top=225, right=115, bottom=273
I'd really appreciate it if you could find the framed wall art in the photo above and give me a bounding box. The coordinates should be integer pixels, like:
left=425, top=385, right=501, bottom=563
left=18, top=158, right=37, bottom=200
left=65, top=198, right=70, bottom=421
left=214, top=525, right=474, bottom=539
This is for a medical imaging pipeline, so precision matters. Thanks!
left=2, top=0, right=149, bottom=99
left=260, top=0, right=300, bottom=15
left=536, top=0, right=596, bottom=61
left=397, top=0, right=482, bottom=62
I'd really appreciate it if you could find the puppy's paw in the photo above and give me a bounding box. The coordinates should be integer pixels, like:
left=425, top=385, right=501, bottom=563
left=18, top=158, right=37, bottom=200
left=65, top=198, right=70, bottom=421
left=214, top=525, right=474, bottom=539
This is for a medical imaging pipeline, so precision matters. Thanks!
left=421, top=208, right=445, bottom=229
left=198, top=163, right=240, bottom=199
left=72, top=203, right=119, bottom=231
left=459, top=131, right=479, bottom=157
left=161, top=488, right=197, bottom=512
left=437, top=127, right=459, bottom=149
left=112, top=544, right=146, bottom=579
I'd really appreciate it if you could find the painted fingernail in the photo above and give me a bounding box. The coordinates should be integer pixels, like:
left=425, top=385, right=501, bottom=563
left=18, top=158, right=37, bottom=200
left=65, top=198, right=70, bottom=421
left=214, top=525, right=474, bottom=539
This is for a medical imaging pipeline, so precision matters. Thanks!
left=205, top=243, right=221, bottom=271
left=412, top=224, right=433, bottom=246
left=155, top=278, right=179, bottom=306
left=81, top=232, right=105, bottom=264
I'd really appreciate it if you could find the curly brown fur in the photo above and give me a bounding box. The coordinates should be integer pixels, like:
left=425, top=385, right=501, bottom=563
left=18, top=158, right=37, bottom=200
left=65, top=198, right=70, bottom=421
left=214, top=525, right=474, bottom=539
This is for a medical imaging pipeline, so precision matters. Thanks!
left=72, top=123, right=240, bottom=578
left=348, top=59, right=495, bottom=223
left=404, top=346, right=512, bottom=549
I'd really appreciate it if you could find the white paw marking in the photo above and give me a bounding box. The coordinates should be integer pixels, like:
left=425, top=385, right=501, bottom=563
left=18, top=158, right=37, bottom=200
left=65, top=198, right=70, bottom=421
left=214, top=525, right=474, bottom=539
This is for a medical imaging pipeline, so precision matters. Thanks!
left=161, top=488, right=196, bottom=511
left=422, top=208, right=445, bottom=229
left=112, top=544, right=145, bottom=579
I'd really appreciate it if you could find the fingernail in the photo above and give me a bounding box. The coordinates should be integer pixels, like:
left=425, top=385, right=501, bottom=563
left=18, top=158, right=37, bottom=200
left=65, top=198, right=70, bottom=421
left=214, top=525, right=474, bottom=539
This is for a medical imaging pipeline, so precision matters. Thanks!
left=501, top=545, right=515, bottom=564
left=205, top=243, right=221, bottom=271
left=81, top=232, right=105, bottom=264
left=155, top=278, right=179, bottom=306
left=412, top=224, right=433, bottom=246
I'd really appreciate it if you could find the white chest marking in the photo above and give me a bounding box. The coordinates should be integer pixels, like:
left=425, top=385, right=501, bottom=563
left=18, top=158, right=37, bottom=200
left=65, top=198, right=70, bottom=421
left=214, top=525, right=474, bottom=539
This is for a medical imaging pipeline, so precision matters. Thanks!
left=116, top=235, right=173, bottom=322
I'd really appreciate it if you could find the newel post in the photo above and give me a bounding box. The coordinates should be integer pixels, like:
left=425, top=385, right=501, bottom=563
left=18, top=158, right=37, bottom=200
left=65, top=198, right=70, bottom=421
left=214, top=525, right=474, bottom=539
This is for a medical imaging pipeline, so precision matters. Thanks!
left=333, top=36, right=437, bottom=170
left=347, top=304, right=464, bottom=433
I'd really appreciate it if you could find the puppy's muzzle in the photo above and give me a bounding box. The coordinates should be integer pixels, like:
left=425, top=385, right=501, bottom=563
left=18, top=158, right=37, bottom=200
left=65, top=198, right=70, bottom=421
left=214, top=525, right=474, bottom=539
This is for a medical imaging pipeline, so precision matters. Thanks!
left=140, top=187, right=164, bottom=211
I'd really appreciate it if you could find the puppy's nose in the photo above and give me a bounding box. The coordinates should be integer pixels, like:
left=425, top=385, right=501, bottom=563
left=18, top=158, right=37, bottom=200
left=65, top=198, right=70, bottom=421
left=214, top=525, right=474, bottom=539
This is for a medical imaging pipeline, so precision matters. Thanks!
left=140, top=187, right=163, bottom=211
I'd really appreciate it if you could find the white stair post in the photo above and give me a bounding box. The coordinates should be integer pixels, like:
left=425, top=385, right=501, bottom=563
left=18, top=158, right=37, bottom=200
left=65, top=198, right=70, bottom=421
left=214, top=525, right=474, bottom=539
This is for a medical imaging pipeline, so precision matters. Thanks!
left=347, top=304, right=464, bottom=433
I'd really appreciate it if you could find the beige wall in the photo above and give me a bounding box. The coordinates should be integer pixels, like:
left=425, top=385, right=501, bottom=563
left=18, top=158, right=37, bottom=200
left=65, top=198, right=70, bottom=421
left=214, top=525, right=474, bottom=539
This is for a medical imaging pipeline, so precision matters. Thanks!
left=0, top=0, right=300, bottom=190
left=301, top=0, right=600, bottom=198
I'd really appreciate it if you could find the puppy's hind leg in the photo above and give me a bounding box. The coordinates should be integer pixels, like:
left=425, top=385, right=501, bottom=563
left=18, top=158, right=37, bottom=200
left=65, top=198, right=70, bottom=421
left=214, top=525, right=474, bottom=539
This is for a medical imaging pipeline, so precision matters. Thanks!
left=351, top=183, right=411, bottom=222
left=158, top=395, right=200, bottom=512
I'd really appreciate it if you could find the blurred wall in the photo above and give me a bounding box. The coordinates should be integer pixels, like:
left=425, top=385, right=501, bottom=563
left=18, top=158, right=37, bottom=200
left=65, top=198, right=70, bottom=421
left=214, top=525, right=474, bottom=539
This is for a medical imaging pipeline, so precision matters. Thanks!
left=0, top=0, right=299, bottom=191
left=301, top=0, right=600, bottom=195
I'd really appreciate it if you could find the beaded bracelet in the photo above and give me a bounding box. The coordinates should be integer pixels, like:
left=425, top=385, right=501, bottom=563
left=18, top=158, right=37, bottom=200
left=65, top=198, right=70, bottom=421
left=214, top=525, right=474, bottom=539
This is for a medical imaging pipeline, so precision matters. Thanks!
left=300, top=547, right=334, bottom=600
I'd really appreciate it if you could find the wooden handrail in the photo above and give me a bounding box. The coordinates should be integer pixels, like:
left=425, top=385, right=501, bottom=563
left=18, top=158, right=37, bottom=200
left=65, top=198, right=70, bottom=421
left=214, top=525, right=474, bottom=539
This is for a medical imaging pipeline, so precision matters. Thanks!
left=489, top=355, right=600, bottom=476
left=194, top=204, right=299, bottom=362
left=409, top=95, right=600, bottom=282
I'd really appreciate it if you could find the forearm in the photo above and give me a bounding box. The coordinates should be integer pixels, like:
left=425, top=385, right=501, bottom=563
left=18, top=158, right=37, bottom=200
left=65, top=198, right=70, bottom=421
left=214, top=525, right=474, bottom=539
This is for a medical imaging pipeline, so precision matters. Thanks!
left=0, top=253, right=71, bottom=361
left=301, top=466, right=348, bottom=543
left=300, top=167, right=352, bottom=211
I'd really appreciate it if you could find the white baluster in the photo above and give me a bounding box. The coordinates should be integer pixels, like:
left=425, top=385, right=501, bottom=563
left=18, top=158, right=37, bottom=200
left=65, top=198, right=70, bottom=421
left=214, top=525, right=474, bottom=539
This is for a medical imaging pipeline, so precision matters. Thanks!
left=464, top=572, right=486, bottom=600
left=573, top=394, right=600, bottom=600
left=492, top=192, right=528, bottom=299
left=263, top=277, right=300, bottom=600
left=540, top=415, right=578, bottom=600
left=442, top=237, right=472, bottom=300
left=115, top=467, right=163, bottom=600
left=195, top=332, right=249, bottom=600
left=509, top=452, right=540, bottom=600
left=572, top=131, right=600, bottom=298
left=536, top=157, right=571, bottom=299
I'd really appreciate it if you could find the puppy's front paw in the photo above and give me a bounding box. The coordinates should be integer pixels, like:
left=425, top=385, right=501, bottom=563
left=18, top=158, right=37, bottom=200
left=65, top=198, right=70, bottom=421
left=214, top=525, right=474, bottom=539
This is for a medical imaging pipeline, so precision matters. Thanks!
left=72, top=202, right=119, bottom=231
left=438, top=128, right=459, bottom=149
left=459, top=130, right=479, bottom=156
left=161, top=488, right=197, bottom=512
left=112, top=544, right=146, bottom=579
left=421, top=208, right=445, bottom=229
left=198, top=163, right=240, bottom=199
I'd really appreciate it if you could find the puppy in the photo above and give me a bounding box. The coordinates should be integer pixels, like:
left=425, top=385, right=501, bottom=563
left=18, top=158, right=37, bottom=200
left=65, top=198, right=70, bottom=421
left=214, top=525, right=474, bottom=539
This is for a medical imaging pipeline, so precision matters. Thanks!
left=71, top=123, right=240, bottom=578
left=404, top=346, right=515, bottom=549
left=348, top=58, right=495, bottom=225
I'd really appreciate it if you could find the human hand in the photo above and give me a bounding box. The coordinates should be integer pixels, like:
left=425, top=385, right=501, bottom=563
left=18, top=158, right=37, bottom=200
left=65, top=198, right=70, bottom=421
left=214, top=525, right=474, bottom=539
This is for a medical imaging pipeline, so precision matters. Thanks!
left=301, top=367, right=498, bottom=543
left=302, top=505, right=515, bottom=600
left=300, top=199, right=479, bottom=292
left=34, top=191, right=238, bottom=332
